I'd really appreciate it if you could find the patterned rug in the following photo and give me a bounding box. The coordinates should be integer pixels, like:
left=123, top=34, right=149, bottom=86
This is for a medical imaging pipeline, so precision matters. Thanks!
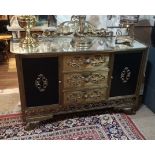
left=0, top=113, right=145, bottom=140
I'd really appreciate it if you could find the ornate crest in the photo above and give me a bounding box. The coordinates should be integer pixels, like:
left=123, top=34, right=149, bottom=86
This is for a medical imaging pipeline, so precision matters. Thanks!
left=35, top=74, right=48, bottom=92
left=120, top=67, right=131, bottom=83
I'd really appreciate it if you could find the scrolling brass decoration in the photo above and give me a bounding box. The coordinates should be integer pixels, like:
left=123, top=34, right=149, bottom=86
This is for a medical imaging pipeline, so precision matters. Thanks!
left=25, top=97, right=136, bottom=117
left=43, top=15, right=113, bottom=38
left=42, top=15, right=113, bottom=49
left=115, top=16, right=139, bottom=46
left=120, top=67, right=131, bottom=83
left=65, top=72, right=107, bottom=88
left=35, top=74, right=48, bottom=92
left=65, top=55, right=108, bottom=70
left=65, top=89, right=107, bottom=104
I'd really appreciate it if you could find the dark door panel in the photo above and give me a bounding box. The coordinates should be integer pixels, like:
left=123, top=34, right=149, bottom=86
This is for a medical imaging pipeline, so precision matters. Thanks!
left=22, top=57, right=59, bottom=107
left=110, top=52, right=142, bottom=97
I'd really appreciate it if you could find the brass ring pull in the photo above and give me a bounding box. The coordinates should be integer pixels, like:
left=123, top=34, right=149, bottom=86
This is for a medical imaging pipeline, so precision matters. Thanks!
left=84, top=94, right=88, bottom=99
left=84, top=58, right=91, bottom=64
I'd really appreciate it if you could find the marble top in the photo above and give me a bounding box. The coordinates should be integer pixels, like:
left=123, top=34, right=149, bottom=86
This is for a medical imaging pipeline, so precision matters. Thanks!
left=10, top=36, right=147, bottom=54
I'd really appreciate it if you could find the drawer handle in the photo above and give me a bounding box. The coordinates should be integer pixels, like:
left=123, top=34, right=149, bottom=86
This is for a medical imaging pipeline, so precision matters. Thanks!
left=84, top=94, right=88, bottom=99
left=84, top=78, right=89, bottom=82
left=84, top=58, right=91, bottom=64
left=82, top=72, right=91, bottom=78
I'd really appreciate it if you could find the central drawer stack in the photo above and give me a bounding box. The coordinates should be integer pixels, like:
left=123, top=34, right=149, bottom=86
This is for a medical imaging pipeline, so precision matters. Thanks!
left=62, top=53, right=110, bottom=105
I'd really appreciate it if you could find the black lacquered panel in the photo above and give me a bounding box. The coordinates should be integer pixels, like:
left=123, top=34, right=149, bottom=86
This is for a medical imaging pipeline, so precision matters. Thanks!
left=22, top=57, right=59, bottom=107
left=110, top=52, right=142, bottom=97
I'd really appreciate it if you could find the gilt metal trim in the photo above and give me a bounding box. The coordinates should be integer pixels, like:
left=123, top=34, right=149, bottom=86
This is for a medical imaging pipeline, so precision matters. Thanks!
left=120, top=67, right=131, bottom=83
left=35, top=74, right=48, bottom=92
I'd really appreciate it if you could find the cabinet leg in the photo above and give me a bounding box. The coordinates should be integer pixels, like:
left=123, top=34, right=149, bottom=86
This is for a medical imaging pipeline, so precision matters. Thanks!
left=24, top=121, right=40, bottom=131
left=24, top=115, right=54, bottom=131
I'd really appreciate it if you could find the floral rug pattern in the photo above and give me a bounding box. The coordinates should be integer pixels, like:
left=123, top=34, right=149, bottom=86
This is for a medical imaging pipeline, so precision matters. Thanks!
left=0, top=113, right=145, bottom=140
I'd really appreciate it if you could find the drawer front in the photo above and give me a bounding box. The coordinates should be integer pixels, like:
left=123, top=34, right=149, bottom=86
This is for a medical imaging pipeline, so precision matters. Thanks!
left=63, top=88, right=107, bottom=104
left=63, top=54, right=109, bottom=72
left=63, top=71, right=109, bottom=89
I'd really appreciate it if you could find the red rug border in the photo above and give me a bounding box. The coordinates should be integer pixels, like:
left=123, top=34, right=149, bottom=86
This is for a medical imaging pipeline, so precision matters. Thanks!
left=0, top=113, right=21, bottom=119
left=123, top=114, right=146, bottom=140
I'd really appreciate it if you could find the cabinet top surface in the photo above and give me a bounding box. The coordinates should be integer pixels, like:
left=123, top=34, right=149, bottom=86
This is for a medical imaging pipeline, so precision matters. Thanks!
left=10, top=37, right=147, bottom=54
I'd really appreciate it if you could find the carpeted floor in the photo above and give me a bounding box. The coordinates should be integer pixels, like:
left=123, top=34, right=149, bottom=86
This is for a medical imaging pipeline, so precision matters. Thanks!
left=0, top=113, right=145, bottom=140
left=0, top=88, right=21, bottom=115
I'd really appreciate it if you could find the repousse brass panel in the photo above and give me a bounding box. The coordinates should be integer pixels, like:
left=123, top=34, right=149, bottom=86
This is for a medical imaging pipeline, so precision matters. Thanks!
left=63, top=54, right=109, bottom=72
left=63, top=88, right=107, bottom=104
left=63, top=70, right=109, bottom=89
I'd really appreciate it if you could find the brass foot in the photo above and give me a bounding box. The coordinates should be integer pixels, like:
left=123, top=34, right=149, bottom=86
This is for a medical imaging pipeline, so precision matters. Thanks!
left=24, top=121, right=39, bottom=131
left=24, top=115, right=54, bottom=131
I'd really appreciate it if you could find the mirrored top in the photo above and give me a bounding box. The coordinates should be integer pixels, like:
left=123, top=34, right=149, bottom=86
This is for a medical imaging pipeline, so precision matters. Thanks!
left=10, top=36, right=147, bottom=54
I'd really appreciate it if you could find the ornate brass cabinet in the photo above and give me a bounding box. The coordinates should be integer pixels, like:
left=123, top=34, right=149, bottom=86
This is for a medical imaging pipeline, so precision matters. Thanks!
left=12, top=37, right=148, bottom=122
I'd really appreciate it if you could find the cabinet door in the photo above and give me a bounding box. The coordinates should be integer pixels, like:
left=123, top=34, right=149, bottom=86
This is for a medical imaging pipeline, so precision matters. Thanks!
left=110, top=52, right=142, bottom=97
left=21, top=57, right=59, bottom=107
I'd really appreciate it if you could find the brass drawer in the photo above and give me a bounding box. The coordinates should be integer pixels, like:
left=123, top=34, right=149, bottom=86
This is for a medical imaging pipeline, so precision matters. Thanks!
left=63, top=88, right=107, bottom=104
left=63, top=54, right=109, bottom=72
left=63, top=70, right=109, bottom=89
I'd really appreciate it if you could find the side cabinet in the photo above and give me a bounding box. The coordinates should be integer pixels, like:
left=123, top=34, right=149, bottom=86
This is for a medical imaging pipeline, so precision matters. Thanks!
left=16, top=49, right=147, bottom=123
